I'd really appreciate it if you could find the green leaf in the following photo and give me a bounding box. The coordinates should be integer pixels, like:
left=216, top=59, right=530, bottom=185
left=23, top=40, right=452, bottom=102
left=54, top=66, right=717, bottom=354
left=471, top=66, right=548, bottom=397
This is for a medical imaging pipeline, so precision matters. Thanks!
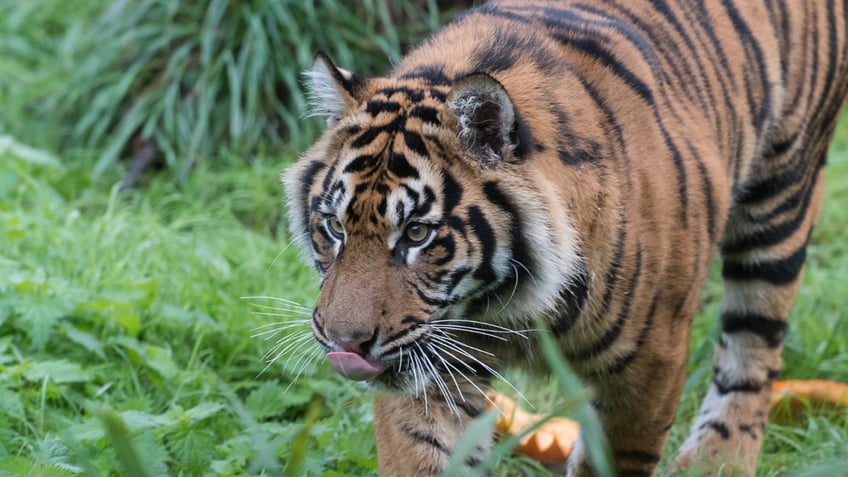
left=62, top=324, right=106, bottom=359
left=141, top=345, right=178, bottom=380
left=183, top=402, right=225, bottom=422
left=23, top=360, right=89, bottom=384
left=442, top=410, right=499, bottom=477
left=0, top=135, right=63, bottom=168
left=246, top=381, right=307, bottom=419
left=0, top=385, right=25, bottom=422
left=166, top=425, right=216, bottom=471
left=536, top=317, right=615, bottom=477
left=0, top=457, right=32, bottom=476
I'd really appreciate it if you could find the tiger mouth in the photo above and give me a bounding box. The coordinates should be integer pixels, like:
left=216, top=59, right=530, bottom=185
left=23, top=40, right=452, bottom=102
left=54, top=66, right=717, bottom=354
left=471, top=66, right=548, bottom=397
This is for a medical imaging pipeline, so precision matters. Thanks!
left=326, top=351, right=389, bottom=381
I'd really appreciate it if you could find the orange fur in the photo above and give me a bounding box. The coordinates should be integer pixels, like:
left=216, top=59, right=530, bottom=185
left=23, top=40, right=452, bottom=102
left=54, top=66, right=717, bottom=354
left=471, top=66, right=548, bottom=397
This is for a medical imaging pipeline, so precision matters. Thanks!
left=284, top=1, right=848, bottom=475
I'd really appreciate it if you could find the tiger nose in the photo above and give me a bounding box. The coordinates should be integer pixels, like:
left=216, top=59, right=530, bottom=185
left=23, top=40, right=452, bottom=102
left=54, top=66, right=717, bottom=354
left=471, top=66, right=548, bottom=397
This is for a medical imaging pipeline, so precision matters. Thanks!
left=334, top=331, right=377, bottom=356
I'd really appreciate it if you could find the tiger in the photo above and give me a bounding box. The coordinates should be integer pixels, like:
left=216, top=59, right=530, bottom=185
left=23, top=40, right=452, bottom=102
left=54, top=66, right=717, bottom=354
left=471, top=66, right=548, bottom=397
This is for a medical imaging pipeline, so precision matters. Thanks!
left=282, top=0, right=848, bottom=475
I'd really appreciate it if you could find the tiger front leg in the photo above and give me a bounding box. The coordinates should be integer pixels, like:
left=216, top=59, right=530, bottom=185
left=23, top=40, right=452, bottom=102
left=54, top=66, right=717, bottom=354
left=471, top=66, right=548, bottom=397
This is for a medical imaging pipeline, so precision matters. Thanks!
left=373, top=388, right=492, bottom=477
left=566, top=350, right=691, bottom=477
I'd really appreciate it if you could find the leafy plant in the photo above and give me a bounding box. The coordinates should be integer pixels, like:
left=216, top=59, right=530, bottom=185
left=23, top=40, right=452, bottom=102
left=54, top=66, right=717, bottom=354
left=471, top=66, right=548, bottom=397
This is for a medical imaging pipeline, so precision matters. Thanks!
left=43, top=0, right=447, bottom=181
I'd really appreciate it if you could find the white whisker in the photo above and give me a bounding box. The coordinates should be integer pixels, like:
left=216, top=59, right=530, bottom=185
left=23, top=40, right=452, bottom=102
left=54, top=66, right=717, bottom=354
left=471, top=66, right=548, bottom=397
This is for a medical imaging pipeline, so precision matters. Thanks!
left=258, top=336, right=311, bottom=378
left=251, top=321, right=311, bottom=338
left=426, top=343, right=465, bottom=403
left=427, top=340, right=502, bottom=414
left=428, top=334, right=529, bottom=406
left=283, top=346, right=324, bottom=392
left=241, top=295, right=314, bottom=310
left=510, top=257, right=538, bottom=286
left=433, top=319, right=540, bottom=336
left=429, top=324, right=510, bottom=342
left=263, top=331, right=314, bottom=361
left=416, top=342, right=457, bottom=416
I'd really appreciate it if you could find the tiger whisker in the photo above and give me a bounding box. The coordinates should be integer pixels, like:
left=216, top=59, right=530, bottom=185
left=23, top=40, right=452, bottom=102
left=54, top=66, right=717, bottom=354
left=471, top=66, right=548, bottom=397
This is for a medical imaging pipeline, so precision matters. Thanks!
left=417, top=342, right=458, bottom=416
left=258, top=334, right=314, bottom=377
left=269, top=231, right=310, bottom=270
left=251, top=311, right=310, bottom=322
left=428, top=333, right=529, bottom=406
left=427, top=340, right=503, bottom=415
left=284, top=346, right=324, bottom=393
left=429, top=324, right=510, bottom=341
left=429, top=332, right=495, bottom=357
left=250, top=320, right=311, bottom=338
left=509, top=257, right=538, bottom=286
left=263, top=330, right=314, bottom=361
left=241, top=295, right=314, bottom=309
left=433, top=318, right=540, bottom=336
left=425, top=342, right=466, bottom=404
left=409, top=349, right=428, bottom=413
left=250, top=318, right=311, bottom=332
left=499, top=263, right=521, bottom=311
left=246, top=302, right=314, bottom=314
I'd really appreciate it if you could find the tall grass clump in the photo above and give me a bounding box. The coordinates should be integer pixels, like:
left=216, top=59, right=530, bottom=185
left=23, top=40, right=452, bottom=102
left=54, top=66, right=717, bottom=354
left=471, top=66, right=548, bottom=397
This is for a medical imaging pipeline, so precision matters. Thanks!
left=46, top=0, right=449, bottom=181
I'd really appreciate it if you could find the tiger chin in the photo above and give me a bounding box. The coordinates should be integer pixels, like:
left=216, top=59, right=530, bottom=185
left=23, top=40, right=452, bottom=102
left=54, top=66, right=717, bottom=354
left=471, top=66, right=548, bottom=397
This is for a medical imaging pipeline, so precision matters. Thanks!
left=282, top=1, right=848, bottom=476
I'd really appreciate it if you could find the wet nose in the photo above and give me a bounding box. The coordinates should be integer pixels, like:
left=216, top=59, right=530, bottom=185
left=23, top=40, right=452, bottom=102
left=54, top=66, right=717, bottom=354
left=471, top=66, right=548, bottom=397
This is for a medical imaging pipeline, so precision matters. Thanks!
left=335, top=331, right=377, bottom=356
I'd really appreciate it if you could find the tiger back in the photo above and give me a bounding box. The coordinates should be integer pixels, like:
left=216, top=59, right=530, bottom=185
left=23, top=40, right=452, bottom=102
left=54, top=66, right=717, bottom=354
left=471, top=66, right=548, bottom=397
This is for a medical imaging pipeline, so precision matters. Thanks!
left=283, top=1, right=848, bottom=475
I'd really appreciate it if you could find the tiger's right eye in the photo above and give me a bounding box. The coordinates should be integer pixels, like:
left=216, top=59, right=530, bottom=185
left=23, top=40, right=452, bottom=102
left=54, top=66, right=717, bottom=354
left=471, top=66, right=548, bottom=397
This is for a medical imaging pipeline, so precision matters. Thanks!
left=325, top=216, right=345, bottom=239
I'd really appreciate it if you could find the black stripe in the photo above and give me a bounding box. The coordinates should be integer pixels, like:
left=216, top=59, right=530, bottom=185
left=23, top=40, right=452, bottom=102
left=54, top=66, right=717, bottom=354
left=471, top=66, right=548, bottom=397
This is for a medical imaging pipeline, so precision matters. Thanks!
left=721, top=311, right=787, bottom=347
left=397, top=63, right=453, bottom=85
left=598, top=290, right=660, bottom=375
left=567, top=245, right=642, bottom=361
left=402, top=425, right=448, bottom=454
left=720, top=0, right=772, bottom=133
left=387, top=152, right=419, bottom=179
left=299, top=161, right=326, bottom=232
left=722, top=243, right=807, bottom=285
left=482, top=181, right=534, bottom=285
left=343, top=154, right=379, bottom=174
left=468, top=206, right=498, bottom=283
left=365, top=100, right=401, bottom=116
left=550, top=264, right=590, bottom=337
left=403, top=130, right=429, bottom=157
left=441, top=171, right=463, bottom=215
left=733, top=163, right=804, bottom=205
left=409, top=105, right=441, bottom=125
left=699, top=420, right=731, bottom=440
left=694, top=156, right=718, bottom=243
left=713, top=371, right=764, bottom=395
left=375, top=86, right=425, bottom=102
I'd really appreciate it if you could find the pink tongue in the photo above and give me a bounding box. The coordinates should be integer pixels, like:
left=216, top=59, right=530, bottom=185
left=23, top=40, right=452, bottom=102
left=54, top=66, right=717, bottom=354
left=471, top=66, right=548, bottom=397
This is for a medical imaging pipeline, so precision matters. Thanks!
left=327, top=352, right=388, bottom=381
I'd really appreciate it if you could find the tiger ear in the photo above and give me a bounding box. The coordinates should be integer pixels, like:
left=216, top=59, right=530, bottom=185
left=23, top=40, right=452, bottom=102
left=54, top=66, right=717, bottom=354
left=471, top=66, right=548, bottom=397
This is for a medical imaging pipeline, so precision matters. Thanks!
left=305, top=52, right=368, bottom=125
left=447, top=73, right=517, bottom=167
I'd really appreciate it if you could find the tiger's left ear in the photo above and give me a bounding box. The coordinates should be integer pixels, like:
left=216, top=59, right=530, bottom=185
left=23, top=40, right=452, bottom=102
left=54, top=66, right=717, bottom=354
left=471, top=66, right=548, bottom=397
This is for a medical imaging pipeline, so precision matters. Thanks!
left=447, top=73, right=517, bottom=167
left=305, top=52, right=369, bottom=126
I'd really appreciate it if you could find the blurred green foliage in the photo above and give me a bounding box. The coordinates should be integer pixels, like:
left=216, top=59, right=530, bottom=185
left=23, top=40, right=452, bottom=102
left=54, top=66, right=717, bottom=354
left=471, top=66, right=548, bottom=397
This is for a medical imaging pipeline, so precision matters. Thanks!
left=0, top=0, right=452, bottom=180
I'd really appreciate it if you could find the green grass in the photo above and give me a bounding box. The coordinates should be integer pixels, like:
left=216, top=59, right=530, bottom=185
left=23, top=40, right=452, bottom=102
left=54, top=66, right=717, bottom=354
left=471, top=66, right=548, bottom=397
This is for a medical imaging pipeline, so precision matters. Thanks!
left=1, top=115, right=847, bottom=476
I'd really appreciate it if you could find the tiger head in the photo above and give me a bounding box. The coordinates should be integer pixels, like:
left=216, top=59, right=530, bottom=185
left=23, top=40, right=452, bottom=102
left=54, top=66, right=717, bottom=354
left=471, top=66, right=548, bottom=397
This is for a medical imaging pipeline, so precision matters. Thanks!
left=284, top=53, right=585, bottom=393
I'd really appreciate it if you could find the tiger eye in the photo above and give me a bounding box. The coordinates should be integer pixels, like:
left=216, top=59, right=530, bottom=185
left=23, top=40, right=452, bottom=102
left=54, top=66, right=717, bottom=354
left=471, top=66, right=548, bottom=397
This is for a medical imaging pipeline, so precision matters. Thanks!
left=405, top=222, right=430, bottom=243
left=326, top=216, right=345, bottom=238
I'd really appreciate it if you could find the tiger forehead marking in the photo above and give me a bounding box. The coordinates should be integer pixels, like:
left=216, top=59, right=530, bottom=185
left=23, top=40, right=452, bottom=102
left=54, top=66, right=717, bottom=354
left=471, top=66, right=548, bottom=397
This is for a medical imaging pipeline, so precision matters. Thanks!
left=330, top=81, right=449, bottom=240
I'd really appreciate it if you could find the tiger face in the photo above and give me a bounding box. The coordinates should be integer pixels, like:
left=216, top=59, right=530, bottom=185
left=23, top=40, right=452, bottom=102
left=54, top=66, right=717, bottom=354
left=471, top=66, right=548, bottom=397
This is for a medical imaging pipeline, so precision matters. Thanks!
left=285, top=54, right=583, bottom=393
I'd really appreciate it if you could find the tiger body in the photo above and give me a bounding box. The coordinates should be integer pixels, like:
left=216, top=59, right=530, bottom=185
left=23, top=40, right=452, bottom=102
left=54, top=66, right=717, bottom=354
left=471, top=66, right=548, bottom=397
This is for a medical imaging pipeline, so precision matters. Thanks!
left=284, top=1, right=848, bottom=475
